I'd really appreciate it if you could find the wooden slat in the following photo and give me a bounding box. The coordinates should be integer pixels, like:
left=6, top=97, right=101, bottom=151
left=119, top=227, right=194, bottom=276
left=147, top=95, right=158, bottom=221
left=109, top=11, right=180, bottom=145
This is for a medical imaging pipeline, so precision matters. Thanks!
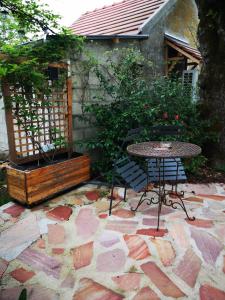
left=6, top=155, right=90, bottom=204
left=26, top=166, right=90, bottom=194
left=26, top=156, right=90, bottom=185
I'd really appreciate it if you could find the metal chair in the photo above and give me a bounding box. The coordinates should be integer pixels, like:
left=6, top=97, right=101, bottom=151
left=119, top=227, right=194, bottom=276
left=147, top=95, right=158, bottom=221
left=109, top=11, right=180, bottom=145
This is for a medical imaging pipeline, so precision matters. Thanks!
left=148, top=125, right=187, bottom=190
left=109, top=128, right=147, bottom=215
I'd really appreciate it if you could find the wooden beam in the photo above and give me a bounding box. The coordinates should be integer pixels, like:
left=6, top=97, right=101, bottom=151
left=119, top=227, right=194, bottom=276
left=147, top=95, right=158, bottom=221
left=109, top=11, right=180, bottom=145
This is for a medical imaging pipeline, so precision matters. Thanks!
left=165, top=40, right=200, bottom=64
left=168, top=61, right=177, bottom=73
left=168, top=56, right=185, bottom=61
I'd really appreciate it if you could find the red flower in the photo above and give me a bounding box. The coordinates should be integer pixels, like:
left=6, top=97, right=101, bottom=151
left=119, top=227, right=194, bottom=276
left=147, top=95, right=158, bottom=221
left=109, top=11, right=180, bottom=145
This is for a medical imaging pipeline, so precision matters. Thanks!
left=175, top=114, right=179, bottom=120
left=163, top=112, right=168, bottom=119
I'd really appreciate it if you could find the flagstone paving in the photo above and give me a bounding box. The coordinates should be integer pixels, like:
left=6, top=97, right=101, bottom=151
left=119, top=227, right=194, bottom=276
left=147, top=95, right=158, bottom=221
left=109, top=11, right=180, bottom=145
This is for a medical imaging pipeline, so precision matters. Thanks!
left=0, top=182, right=225, bottom=300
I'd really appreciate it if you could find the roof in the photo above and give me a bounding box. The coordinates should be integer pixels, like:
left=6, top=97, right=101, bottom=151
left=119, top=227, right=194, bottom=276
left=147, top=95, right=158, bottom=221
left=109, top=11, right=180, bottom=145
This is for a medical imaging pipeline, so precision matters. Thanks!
left=70, top=0, right=167, bottom=36
left=165, top=34, right=202, bottom=63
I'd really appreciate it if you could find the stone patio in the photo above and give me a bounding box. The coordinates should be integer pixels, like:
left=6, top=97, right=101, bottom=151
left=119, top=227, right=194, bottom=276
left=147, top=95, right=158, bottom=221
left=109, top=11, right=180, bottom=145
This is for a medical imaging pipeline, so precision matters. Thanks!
left=0, top=182, right=225, bottom=300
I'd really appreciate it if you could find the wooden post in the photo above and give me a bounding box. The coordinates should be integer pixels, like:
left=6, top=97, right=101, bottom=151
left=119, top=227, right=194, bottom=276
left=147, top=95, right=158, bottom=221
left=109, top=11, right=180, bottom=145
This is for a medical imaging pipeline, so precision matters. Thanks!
left=67, top=78, right=73, bottom=158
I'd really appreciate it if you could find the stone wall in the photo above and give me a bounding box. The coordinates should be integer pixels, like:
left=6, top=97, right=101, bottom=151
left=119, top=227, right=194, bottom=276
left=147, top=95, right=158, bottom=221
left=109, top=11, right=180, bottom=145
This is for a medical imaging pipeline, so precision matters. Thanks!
left=70, top=39, right=141, bottom=152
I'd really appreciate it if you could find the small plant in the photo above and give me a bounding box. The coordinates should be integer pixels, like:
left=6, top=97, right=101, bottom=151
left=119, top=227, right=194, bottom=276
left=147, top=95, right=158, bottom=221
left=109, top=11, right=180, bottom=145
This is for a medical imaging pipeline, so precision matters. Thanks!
left=18, top=288, right=27, bottom=300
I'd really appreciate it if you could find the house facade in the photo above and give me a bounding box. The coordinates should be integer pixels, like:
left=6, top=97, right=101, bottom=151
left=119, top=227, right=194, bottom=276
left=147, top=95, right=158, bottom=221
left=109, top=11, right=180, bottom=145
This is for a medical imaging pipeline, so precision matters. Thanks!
left=69, top=0, right=201, bottom=146
left=0, top=0, right=201, bottom=157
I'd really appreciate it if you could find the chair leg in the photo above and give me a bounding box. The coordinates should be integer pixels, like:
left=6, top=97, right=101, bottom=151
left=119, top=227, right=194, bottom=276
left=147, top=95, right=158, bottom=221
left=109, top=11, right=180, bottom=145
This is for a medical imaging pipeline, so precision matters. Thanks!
left=109, top=177, right=115, bottom=216
left=123, top=186, right=127, bottom=202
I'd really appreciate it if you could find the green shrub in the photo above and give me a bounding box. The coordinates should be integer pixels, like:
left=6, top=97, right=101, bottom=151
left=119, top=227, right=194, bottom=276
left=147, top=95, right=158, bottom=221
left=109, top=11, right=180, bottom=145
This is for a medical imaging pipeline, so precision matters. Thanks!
left=80, top=48, right=214, bottom=179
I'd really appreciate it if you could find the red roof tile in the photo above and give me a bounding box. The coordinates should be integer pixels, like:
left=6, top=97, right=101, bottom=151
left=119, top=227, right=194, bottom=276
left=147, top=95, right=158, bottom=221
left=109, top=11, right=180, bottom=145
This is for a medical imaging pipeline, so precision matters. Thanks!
left=70, top=0, right=166, bottom=35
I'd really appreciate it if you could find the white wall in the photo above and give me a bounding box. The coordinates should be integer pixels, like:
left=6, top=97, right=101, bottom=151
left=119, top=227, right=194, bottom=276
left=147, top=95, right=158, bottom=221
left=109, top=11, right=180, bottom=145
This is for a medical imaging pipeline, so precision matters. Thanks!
left=0, top=91, right=9, bottom=157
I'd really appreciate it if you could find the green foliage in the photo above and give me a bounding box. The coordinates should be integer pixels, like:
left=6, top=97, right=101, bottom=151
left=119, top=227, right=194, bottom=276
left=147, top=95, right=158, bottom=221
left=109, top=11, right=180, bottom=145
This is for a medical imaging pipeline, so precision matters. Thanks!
left=80, top=48, right=214, bottom=178
left=0, top=0, right=84, bottom=163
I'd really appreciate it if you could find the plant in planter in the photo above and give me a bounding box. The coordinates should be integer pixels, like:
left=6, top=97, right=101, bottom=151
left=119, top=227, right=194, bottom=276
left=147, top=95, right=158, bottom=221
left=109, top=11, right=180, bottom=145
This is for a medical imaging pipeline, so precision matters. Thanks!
left=0, top=0, right=90, bottom=205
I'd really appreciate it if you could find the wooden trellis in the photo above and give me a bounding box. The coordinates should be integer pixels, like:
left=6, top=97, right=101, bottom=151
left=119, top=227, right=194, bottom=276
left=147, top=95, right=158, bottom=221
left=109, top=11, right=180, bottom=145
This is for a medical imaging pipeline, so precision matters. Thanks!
left=2, top=63, right=73, bottom=164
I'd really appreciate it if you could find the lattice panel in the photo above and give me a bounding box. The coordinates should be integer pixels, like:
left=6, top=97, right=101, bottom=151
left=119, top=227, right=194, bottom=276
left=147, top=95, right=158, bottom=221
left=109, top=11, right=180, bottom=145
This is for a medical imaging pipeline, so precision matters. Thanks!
left=3, top=66, right=73, bottom=164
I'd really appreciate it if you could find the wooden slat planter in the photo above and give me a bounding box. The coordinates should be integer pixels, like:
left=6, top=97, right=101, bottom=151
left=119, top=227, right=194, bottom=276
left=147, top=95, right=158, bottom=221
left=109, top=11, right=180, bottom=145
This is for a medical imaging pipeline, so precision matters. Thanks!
left=6, top=155, right=90, bottom=205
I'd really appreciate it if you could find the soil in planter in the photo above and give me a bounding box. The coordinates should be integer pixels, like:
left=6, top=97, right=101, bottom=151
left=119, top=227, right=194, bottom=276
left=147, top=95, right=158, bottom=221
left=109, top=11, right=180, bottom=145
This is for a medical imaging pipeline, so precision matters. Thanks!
left=12, top=152, right=83, bottom=171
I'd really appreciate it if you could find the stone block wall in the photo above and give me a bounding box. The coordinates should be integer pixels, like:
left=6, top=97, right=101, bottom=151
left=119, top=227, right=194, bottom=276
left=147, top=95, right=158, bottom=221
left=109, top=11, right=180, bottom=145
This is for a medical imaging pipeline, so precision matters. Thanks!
left=70, top=39, right=141, bottom=152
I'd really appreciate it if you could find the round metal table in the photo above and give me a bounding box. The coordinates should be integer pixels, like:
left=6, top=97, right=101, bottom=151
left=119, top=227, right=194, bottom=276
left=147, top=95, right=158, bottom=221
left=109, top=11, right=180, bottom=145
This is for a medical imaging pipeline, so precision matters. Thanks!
left=127, top=141, right=202, bottom=230
left=127, top=141, right=201, bottom=159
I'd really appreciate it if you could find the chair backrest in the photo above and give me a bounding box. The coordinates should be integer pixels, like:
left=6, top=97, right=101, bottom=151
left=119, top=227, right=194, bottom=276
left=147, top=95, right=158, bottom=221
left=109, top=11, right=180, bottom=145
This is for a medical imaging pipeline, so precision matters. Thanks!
left=114, top=156, right=147, bottom=192
left=122, top=127, right=143, bottom=149
left=148, top=158, right=187, bottom=182
left=150, top=125, right=184, bottom=137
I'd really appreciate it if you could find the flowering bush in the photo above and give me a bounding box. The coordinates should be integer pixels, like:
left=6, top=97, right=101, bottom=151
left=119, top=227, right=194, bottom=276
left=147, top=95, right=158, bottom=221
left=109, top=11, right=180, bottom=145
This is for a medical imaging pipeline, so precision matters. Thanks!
left=80, top=48, right=215, bottom=178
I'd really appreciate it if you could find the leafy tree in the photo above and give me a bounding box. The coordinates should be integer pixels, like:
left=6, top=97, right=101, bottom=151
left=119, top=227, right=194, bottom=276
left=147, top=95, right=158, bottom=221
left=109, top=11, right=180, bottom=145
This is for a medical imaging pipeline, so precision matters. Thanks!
left=195, top=0, right=225, bottom=166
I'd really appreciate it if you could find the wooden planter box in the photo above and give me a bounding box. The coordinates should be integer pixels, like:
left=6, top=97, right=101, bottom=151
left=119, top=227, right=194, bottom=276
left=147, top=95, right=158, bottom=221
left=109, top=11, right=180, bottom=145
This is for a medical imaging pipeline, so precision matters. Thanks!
left=6, top=154, right=90, bottom=205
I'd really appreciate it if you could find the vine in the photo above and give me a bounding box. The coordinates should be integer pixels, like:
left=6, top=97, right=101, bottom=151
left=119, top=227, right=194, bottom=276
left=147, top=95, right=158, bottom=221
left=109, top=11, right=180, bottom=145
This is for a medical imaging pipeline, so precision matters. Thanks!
left=0, top=0, right=84, bottom=165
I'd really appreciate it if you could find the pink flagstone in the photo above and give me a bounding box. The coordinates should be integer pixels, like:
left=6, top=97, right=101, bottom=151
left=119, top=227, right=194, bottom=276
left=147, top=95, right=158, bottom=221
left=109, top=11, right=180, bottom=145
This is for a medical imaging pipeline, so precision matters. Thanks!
left=142, top=218, right=164, bottom=227
left=185, top=218, right=213, bottom=228
left=3, top=204, right=25, bottom=217
left=105, top=220, right=138, bottom=234
left=112, top=273, right=141, bottom=291
left=124, top=234, right=150, bottom=260
left=0, top=258, right=8, bottom=278
left=73, top=278, right=124, bottom=300
left=132, top=286, right=160, bottom=300
left=141, top=262, right=185, bottom=298
left=112, top=208, right=135, bottom=218
left=191, top=228, right=223, bottom=266
left=0, top=214, right=40, bottom=261
left=183, top=183, right=217, bottom=194
left=72, top=241, right=93, bottom=270
left=61, top=272, right=75, bottom=288
left=151, top=238, right=175, bottom=266
left=0, top=286, right=23, bottom=300
left=215, top=225, right=225, bottom=242
left=85, top=190, right=100, bottom=201
left=136, top=228, right=168, bottom=237
left=184, top=196, right=204, bottom=203
left=0, top=216, right=4, bottom=225
left=169, top=223, right=189, bottom=249
left=99, top=231, right=120, bottom=248
left=18, top=248, right=62, bottom=279
left=52, top=248, right=64, bottom=255
left=201, top=208, right=224, bottom=221
left=174, top=248, right=201, bottom=287
left=28, top=285, right=60, bottom=300
left=47, top=205, right=72, bottom=221
left=48, top=224, right=65, bottom=244
left=197, top=194, right=225, bottom=201
left=36, top=239, right=46, bottom=249
left=200, top=284, right=225, bottom=300
left=99, top=213, right=108, bottom=219
left=143, top=206, right=174, bottom=216
left=10, top=267, right=35, bottom=283
left=223, top=256, right=225, bottom=274
left=75, top=207, right=99, bottom=239
left=96, top=249, right=126, bottom=272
